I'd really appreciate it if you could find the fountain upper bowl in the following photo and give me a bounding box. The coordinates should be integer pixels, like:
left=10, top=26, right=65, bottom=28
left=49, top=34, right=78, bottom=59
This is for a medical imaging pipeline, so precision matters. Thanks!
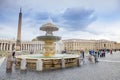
left=37, top=36, right=61, bottom=41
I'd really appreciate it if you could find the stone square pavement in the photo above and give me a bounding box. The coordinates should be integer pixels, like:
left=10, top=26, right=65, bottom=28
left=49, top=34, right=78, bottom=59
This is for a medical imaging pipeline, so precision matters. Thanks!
left=0, top=52, right=120, bottom=80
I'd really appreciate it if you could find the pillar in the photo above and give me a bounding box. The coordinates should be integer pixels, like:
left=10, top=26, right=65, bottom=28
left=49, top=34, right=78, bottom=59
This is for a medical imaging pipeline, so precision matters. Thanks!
left=9, top=44, right=12, bottom=51
left=0, top=43, right=2, bottom=50
left=6, top=43, right=8, bottom=51
left=3, top=43, right=6, bottom=51
left=25, top=44, right=27, bottom=50
left=28, top=44, right=29, bottom=51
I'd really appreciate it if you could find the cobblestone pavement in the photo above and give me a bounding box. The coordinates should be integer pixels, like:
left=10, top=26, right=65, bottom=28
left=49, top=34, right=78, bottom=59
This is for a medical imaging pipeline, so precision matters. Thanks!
left=0, top=51, right=120, bottom=80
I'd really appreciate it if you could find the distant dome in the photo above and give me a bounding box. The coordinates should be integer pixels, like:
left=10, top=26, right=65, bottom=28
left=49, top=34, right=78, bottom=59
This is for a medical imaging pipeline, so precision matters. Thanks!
left=40, top=23, right=58, bottom=31
left=32, top=38, right=37, bottom=41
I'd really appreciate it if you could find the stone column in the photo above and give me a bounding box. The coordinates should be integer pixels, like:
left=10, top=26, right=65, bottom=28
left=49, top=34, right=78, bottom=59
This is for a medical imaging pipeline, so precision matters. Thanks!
left=6, top=43, right=8, bottom=51
left=39, top=44, right=40, bottom=50
left=21, top=44, right=23, bottom=50
left=36, top=44, right=37, bottom=51
left=3, top=43, right=6, bottom=51
left=2, top=43, right=4, bottom=50
left=0, top=43, right=2, bottom=50
left=23, top=44, right=25, bottom=50
left=0, top=43, right=1, bottom=51
left=28, top=44, right=29, bottom=51
left=39, top=44, right=41, bottom=50
left=36, top=43, right=38, bottom=50
left=10, top=44, right=12, bottom=51
left=41, top=44, right=43, bottom=50
left=29, top=44, right=30, bottom=51
left=26, top=44, right=27, bottom=50
left=35, top=43, right=37, bottom=51
left=28, top=44, right=30, bottom=51
left=2, top=43, right=3, bottom=51
left=33, top=44, right=36, bottom=51
left=29, top=44, right=31, bottom=50
left=25, top=44, right=27, bottom=50
left=22, top=44, right=24, bottom=50
left=30, top=44, right=32, bottom=51
left=27, top=44, right=28, bottom=51
left=29, top=44, right=31, bottom=51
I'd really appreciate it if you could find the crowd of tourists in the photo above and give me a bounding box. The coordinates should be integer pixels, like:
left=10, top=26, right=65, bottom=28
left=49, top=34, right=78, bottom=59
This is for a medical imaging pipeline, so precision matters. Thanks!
left=79, top=49, right=114, bottom=63
left=88, top=49, right=113, bottom=62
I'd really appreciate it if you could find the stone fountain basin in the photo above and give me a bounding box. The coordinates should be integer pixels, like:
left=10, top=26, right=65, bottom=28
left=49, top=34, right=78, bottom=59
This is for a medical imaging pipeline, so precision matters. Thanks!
left=37, top=36, right=61, bottom=41
left=16, top=54, right=79, bottom=59
left=15, top=54, right=80, bottom=70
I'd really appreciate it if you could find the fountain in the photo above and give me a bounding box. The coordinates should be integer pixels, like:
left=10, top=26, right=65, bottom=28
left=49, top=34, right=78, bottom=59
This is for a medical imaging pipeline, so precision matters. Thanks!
left=15, top=22, right=81, bottom=71
left=36, top=22, right=61, bottom=57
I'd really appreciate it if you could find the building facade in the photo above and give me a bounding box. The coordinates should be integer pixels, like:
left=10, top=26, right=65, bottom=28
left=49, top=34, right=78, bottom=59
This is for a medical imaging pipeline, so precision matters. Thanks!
left=62, top=39, right=120, bottom=53
left=0, top=39, right=120, bottom=54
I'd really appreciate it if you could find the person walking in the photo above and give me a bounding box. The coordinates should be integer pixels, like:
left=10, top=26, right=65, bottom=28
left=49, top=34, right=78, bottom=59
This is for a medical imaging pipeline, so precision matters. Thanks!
left=80, top=50, right=85, bottom=59
left=110, top=49, right=112, bottom=54
left=94, top=52, right=98, bottom=63
left=12, top=50, right=15, bottom=58
left=98, top=50, right=101, bottom=57
left=102, top=50, right=105, bottom=57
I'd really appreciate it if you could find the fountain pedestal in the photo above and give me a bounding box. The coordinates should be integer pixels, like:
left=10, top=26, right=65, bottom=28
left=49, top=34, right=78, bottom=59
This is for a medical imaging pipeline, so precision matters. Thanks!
left=43, top=40, right=55, bottom=56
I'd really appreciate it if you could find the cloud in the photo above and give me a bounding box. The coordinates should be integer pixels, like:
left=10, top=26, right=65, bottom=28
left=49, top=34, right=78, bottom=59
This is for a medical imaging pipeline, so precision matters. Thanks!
left=0, top=0, right=120, bottom=42
left=34, top=12, right=49, bottom=21
left=61, top=8, right=97, bottom=30
left=22, top=7, right=97, bottom=31
left=85, top=20, right=120, bottom=42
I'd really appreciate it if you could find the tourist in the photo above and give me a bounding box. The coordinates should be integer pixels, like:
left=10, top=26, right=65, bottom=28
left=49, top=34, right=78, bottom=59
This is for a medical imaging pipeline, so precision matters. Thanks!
left=89, top=50, right=94, bottom=56
left=100, top=50, right=103, bottom=57
left=80, top=50, right=84, bottom=59
left=30, top=51, right=33, bottom=54
left=110, top=49, right=112, bottom=54
left=94, top=52, right=98, bottom=63
left=102, top=50, right=105, bottom=57
left=12, top=50, right=15, bottom=58
left=98, top=50, right=101, bottom=57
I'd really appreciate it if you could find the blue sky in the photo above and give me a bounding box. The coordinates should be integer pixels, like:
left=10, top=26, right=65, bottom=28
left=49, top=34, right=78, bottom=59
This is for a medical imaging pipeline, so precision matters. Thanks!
left=0, top=0, right=120, bottom=42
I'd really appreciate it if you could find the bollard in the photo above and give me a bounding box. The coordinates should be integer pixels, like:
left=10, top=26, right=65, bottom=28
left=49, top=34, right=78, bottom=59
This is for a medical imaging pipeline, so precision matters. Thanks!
left=20, top=58, right=26, bottom=70
left=78, top=57, right=82, bottom=66
left=36, top=59, right=43, bottom=71
left=6, top=54, right=12, bottom=72
left=62, top=58, right=65, bottom=68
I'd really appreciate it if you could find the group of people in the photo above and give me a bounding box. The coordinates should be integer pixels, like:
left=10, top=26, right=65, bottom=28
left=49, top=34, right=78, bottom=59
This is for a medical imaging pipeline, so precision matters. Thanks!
left=89, top=50, right=99, bottom=63
left=89, top=49, right=113, bottom=62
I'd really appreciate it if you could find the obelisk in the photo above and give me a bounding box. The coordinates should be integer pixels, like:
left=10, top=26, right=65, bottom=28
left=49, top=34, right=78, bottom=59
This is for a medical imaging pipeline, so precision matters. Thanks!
left=16, top=8, right=22, bottom=51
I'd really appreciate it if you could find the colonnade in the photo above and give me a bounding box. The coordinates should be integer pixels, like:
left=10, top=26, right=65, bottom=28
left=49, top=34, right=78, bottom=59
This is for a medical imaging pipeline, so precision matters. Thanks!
left=0, top=41, right=15, bottom=51
left=21, top=43, right=44, bottom=51
left=0, top=40, right=44, bottom=51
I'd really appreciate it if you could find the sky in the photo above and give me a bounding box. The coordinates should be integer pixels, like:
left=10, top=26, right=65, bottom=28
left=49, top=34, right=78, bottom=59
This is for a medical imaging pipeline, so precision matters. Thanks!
left=0, top=0, right=120, bottom=42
